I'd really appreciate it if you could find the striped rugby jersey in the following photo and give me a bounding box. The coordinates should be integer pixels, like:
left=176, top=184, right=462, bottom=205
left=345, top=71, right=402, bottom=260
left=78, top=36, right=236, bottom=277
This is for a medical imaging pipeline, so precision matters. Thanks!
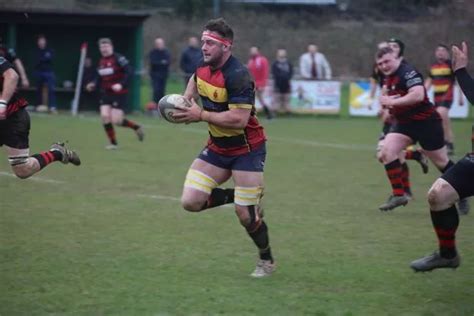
left=429, top=60, right=455, bottom=104
left=194, top=55, right=266, bottom=156
left=0, top=57, right=28, bottom=118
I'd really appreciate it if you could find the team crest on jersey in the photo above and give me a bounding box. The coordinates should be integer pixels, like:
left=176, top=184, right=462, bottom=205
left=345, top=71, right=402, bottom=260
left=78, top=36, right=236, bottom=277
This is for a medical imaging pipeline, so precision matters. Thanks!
left=213, top=90, right=218, bottom=99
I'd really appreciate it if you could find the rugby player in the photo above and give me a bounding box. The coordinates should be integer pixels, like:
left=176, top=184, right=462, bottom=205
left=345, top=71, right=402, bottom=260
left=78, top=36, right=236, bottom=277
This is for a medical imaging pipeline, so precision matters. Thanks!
left=410, top=41, right=473, bottom=272
left=86, top=38, right=144, bottom=150
left=0, top=57, right=80, bottom=178
left=424, top=44, right=463, bottom=155
left=173, top=18, right=275, bottom=278
left=0, top=37, right=29, bottom=88
left=373, top=40, right=429, bottom=198
left=376, top=46, right=458, bottom=211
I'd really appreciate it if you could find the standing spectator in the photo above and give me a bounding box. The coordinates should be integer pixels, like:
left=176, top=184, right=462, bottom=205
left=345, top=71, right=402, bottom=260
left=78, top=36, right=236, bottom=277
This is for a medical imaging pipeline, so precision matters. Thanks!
left=180, top=36, right=202, bottom=85
left=299, top=44, right=332, bottom=80
left=247, top=46, right=273, bottom=119
left=149, top=37, right=170, bottom=104
left=35, top=34, right=57, bottom=113
left=271, top=48, right=293, bottom=115
left=0, top=37, right=30, bottom=88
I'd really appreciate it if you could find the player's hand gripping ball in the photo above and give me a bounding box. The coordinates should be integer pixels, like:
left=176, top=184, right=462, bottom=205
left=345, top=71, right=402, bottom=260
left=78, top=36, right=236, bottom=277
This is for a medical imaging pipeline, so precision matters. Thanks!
left=158, top=94, right=192, bottom=123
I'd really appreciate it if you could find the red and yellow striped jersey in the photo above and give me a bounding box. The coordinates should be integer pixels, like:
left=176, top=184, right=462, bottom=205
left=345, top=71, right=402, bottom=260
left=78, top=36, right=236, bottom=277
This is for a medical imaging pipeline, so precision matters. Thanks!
left=194, top=56, right=266, bottom=156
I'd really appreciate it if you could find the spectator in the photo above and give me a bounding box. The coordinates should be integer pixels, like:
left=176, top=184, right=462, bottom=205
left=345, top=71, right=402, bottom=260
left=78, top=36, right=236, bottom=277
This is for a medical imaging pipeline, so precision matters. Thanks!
left=271, top=48, right=293, bottom=115
left=180, top=36, right=202, bottom=85
left=35, top=34, right=57, bottom=113
left=0, top=36, right=30, bottom=88
left=299, top=44, right=332, bottom=80
left=247, top=46, right=273, bottom=119
left=149, top=37, right=171, bottom=104
left=82, top=57, right=96, bottom=90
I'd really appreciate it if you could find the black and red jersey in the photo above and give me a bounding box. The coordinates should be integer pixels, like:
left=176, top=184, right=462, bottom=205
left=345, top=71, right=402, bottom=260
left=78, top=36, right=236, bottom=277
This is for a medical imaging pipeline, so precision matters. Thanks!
left=428, top=60, right=455, bottom=104
left=0, top=57, right=28, bottom=117
left=96, top=53, right=131, bottom=95
left=195, top=55, right=266, bottom=156
left=383, top=61, right=438, bottom=123
left=0, top=45, right=17, bottom=63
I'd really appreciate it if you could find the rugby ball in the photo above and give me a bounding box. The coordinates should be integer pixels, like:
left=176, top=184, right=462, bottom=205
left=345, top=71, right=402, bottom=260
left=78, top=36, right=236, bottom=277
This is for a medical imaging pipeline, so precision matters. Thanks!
left=158, top=94, right=192, bottom=123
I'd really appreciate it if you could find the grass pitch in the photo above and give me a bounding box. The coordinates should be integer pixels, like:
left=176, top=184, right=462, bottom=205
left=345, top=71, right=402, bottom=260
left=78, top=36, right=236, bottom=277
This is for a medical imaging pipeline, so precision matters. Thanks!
left=1, top=113, right=473, bottom=315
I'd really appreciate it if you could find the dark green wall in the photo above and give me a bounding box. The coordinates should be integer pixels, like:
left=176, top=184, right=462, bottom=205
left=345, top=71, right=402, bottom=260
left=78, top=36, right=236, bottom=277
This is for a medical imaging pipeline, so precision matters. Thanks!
left=6, top=23, right=137, bottom=111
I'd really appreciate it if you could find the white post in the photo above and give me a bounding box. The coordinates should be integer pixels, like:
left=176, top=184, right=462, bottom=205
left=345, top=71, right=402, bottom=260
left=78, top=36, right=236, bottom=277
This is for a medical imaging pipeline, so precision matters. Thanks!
left=71, top=42, right=88, bottom=116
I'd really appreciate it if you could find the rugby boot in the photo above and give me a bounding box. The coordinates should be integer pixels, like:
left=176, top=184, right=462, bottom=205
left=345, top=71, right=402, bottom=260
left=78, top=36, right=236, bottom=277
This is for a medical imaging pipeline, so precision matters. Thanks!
left=250, top=259, right=276, bottom=278
left=458, top=198, right=470, bottom=215
left=410, top=251, right=460, bottom=272
left=136, top=126, right=145, bottom=142
left=379, top=194, right=408, bottom=211
left=50, top=142, right=81, bottom=166
left=418, top=152, right=429, bottom=174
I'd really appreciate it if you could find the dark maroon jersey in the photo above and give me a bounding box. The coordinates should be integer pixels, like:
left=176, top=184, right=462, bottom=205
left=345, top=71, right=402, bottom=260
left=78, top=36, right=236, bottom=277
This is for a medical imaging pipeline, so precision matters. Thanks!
left=96, top=53, right=131, bottom=95
left=383, top=61, right=439, bottom=123
left=0, top=57, right=28, bottom=117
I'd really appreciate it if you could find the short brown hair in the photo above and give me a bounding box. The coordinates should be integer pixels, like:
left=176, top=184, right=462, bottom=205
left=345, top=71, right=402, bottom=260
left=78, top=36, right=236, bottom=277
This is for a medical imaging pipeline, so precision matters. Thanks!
left=204, top=18, right=234, bottom=43
left=376, top=46, right=394, bottom=59
left=98, top=38, right=113, bottom=46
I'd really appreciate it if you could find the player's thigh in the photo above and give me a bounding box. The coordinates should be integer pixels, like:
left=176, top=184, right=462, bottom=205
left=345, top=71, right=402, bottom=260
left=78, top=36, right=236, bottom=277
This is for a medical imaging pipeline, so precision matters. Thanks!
left=111, top=108, right=124, bottom=124
left=1, top=109, right=30, bottom=152
left=382, top=132, right=412, bottom=156
left=428, top=178, right=460, bottom=211
left=423, top=147, right=449, bottom=169
left=182, top=158, right=232, bottom=202
left=100, top=105, right=112, bottom=118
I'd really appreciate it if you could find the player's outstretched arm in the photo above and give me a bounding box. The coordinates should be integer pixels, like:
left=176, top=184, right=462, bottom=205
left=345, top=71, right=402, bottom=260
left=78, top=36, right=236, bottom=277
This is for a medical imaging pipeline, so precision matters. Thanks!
left=453, top=42, right=474, bottom=104
left=183, top=75, right=198, bottom=100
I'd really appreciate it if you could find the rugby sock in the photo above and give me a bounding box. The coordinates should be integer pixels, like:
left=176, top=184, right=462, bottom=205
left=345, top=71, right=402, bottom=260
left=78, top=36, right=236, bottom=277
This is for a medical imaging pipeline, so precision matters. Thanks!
left=201, top=188, right=234, bottom=210
left=401, top=162, right=412, bottom=196
left=103, top=123, right=117, bottom=145
left=430, top=205, right=459, bottom=259
left=247, top=221, right=273, bottom=262
left=121, top=119, right=140, bottom=130
left=440, top=160, right=454, bottom=174
left=405, top=149, right=421, bottom=161
left=31, top=150, right=62, bottom=169
left=384, top=159, right=404, bottom=196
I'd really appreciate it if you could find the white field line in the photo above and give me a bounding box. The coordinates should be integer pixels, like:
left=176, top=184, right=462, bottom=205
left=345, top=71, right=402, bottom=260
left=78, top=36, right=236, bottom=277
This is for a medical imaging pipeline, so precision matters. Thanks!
left=71, top=115, right=373, bottom=151
left=0, top=171, right=65, bottom=184
left=135, top=193, right=181, bottom=202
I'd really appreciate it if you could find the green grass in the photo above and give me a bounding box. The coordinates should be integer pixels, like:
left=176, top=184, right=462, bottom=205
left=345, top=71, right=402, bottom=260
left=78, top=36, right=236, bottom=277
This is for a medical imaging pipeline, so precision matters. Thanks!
left=1, top=113, right=473, bottom=315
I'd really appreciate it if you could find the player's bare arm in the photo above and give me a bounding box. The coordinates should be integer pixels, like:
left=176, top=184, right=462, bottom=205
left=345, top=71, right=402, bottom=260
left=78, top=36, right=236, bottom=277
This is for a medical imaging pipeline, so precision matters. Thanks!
left=174, top=99, right=251, bottom=128
left=1, top=68, right=19, bottom=104
left=13, top=59, right=29, bottom=88
left=183, top=75, right=198, bottom=100
left=380, top=85, right=424, bottom=109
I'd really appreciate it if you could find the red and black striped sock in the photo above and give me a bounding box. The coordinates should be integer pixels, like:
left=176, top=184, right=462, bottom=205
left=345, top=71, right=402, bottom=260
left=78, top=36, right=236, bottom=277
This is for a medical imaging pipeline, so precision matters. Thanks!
left=430, top=205, right=459, bottom=259
left=31, top=150, right=63, bottom=169
left=401, top=162, right=412, bottom=196
left=122, top=119, right=140, bottom=131
left=103, top=123, right=117, bottom=145
left=384, top=159, right=404, bottom=196
left=405, top=149, right=421, bottom=161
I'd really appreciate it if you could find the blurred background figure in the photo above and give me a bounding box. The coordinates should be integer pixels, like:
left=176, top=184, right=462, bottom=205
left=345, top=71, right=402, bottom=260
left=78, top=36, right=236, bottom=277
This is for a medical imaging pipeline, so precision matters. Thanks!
left=271, top=48, right=293, bottom=115
left=299, top=44, right=332, bottom=80
left=0, top=36, right=29, bottom=88
left=424, top=44, right=461, bottom=156
left=180, top=36, right=202, bottom=86
left=149, top=37, right=170, bottom=104
left=247, top=46, right=273, bottom=119
left=35, top=34, right=57, bottom=113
